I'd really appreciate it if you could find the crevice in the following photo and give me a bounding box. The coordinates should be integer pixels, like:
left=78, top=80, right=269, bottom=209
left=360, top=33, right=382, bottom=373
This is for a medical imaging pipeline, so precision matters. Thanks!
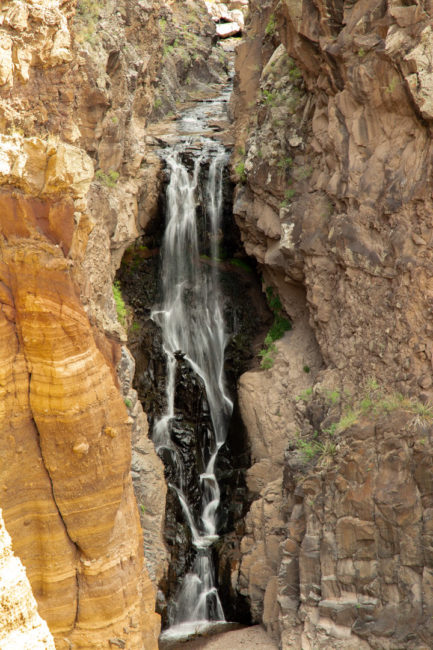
left=27, top=369, right=82, bottom=632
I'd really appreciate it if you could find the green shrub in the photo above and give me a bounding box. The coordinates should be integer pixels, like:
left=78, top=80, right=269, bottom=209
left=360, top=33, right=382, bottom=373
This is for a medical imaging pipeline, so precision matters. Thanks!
left=235, top=161, right=247, bottom=184
left=296, top=387, right=313, bottom=402
left=259, top=287, right=292, bottom=369
left=95, top=169, right=120, bottom=188
left=262, top=88, right=277, bottom=106
left=113, top=281, right=127, bottom=326
left=265, top=13, right=276, bottom=37
left=277, top=156, right=293, bottom=171
left=281, top=188, right=296, bottom=206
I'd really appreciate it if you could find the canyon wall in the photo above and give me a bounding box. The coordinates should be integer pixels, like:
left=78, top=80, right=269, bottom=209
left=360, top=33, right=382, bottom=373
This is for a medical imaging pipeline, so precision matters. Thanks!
left=231, top=1, right=433, bottom=648
left=0, top=0, right=170, bottom=647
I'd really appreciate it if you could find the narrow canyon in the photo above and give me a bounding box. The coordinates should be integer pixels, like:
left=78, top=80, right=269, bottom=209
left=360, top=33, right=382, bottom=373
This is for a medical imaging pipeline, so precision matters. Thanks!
left=1, top=1, right=433, bottom=650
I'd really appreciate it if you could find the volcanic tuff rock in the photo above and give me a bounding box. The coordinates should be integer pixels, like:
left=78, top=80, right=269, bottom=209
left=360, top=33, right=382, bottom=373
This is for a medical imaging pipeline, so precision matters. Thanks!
left=0, top=0, right=173, bottom=647
left=231, top=0, right=433, bottom=648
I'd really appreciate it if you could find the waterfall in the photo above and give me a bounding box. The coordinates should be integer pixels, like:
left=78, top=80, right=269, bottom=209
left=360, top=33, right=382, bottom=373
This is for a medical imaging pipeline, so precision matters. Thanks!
left=152, top=96, right=233, bottom=634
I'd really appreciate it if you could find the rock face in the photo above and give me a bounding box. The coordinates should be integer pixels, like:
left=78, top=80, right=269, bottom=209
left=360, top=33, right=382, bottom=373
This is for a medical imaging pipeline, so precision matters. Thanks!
left=204, top=1, right=247, bottom=37
left=0, top=0, right=169, bottom=647
left=0, top=508, right=55, bottom=649
left=231, top=0, right=433, bottom=648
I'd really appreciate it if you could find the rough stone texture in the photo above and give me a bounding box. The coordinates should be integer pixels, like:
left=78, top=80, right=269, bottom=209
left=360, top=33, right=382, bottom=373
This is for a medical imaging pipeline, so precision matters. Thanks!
left=0, top=0, right=168, bottom=647
left=150, top=0, right=229, bottom=121
left=0, top=508, right=55, bottom=649
left=0, top=133, right=159, bottom=649
left=231, top=0, right=433, bottom=648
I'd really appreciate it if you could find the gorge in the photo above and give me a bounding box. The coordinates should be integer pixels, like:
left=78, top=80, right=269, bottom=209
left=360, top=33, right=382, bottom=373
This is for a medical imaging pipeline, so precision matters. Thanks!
left=2, top=1, right=433, bottom=649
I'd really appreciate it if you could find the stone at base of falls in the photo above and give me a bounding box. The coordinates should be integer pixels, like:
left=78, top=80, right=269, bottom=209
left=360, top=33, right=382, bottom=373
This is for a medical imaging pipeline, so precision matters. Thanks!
left=0, top=509, right=55, bottom=649
left=159, top=621, right=239, bottom=647
left=160, top=623, right=277, bottom=650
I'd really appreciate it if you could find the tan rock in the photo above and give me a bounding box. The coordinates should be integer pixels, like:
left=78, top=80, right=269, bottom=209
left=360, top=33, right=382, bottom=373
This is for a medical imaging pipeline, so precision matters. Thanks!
left=0, top=509, right=55, bottom=649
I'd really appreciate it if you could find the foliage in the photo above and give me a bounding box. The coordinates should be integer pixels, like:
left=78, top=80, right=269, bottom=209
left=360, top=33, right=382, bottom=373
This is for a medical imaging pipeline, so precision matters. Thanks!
left=262, top=88, right=277, bottom=106
left=259, top=287, right=292, bottom=369
left=295, top=387, right=313, bottom=402
left=124, top=398, right=132, bottom=409
left=113, top=281, right=127, bottom=326
left=75, top=0, right=102, bottom=43
left=265, top=13, right=276, bottom=37
left=321, top=378, right=433, bottom=437
left=277, top=156, right=293, bottom=171
left=95, top=169, right=120, bottom=188
left=235, top=161, right=247, bottom=184
left=281, top=188, right=296, bottom=207
left=296, top=435, right=337, bottom=464
left=287, top=58, right=302, bottom=81
left=259, top=342, right=277, bottom=369
left=229, top=258, right=253, bottom=272
left=385, top=77, right=399, bottom=94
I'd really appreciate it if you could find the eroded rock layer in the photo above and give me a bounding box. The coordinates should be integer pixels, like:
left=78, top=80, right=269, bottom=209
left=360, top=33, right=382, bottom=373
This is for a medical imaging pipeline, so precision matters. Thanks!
left=0, top=0, right=169, bottom=647
left=231, top=1, right=433, bottom=648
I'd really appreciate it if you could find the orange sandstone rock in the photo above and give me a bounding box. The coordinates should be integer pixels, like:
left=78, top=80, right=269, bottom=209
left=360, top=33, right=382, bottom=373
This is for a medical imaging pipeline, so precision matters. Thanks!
left=0, top=187, right=159, bottom=647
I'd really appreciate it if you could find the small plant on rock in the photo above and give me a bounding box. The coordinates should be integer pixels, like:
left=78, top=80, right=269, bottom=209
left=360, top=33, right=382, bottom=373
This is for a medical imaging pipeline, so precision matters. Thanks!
left=265, top=13, right=276, bottom=37
left=95, top=169, right=120, bottom=188
left=259, top=287, right=292, bottom=369
left=113, top=281, right=127, bottom=326
left=235, top=161, right=247, bottom=184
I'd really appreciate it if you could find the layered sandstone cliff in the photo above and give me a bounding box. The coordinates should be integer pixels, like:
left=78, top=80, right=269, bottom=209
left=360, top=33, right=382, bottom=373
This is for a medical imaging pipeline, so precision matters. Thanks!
left=231, top=1, right=433, bottom=648
left=0, top=0, right=168, bottom=647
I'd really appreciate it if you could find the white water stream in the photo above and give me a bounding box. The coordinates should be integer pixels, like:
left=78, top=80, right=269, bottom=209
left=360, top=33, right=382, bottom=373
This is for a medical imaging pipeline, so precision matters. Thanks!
left=152, top=90, right=233, bottom=634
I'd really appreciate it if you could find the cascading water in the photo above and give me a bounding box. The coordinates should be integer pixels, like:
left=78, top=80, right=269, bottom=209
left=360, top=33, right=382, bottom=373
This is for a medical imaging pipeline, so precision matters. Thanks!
left=152, top=90, right=233, bottom=637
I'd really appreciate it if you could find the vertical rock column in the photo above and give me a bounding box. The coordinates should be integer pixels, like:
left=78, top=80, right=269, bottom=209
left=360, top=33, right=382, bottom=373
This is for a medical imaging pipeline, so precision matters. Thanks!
left=0, top=135, right=160, bottom=648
